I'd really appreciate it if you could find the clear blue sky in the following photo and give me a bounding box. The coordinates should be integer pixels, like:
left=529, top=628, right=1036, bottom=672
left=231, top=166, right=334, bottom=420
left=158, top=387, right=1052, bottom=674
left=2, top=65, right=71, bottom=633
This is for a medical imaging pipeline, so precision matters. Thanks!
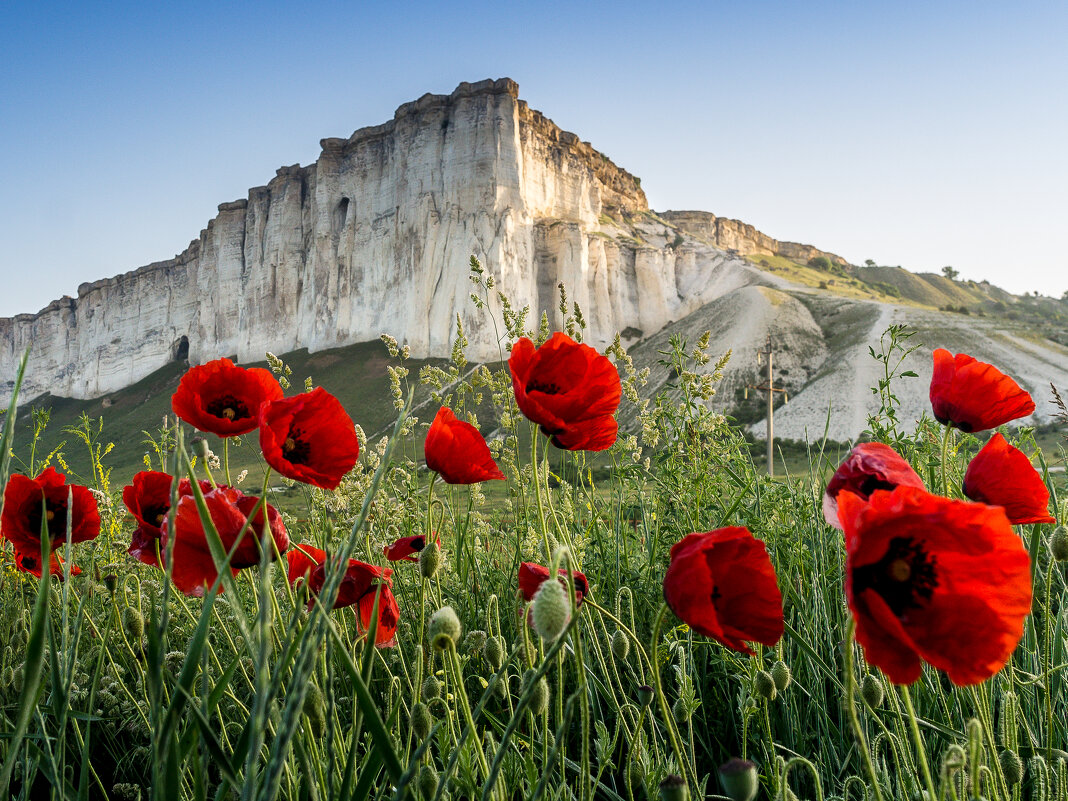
left=1, top=1, right=1065, bottom=317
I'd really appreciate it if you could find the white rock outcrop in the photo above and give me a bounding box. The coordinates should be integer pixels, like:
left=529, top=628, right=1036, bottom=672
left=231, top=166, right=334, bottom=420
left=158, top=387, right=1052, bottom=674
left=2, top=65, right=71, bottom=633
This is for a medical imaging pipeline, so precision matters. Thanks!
left=0, top=78, right=762, bottom=404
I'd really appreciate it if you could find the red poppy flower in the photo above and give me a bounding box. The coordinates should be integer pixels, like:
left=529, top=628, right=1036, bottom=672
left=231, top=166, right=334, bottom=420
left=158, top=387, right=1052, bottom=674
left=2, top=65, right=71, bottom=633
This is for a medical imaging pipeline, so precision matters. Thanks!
left=383, top=532, right=441, bottom=562
left=1, top=467, right=100, bottom=577
left=172, top=357, right=283, bottom=437
left=12, top=548, right=81, bottom=579
left=286, top=544, right=398, bottom=646
left=259, top=387, right=360, bottom=490
left=840, top=486, right=1032, bottom=686
left=929, top=349, right=1035, bottom=433
left=424, top=407, right=506, bottom=484
left=823, top=443, right=926, bottom=529
left=508, top=332, right=621, bottom=451
left=160, top=486, right=288, bottom=596
left=963, top=433, right=1055, bottom=525
left=518, top=561, right=589, bottom=605
left=662, top=528, right=784, bottom=655
left=122, top=471, right=214, bottom=567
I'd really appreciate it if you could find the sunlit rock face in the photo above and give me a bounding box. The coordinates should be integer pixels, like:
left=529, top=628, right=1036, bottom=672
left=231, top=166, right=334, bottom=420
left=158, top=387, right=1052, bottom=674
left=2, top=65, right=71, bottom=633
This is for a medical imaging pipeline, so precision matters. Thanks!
left=0, top=78, right=766, bottom=404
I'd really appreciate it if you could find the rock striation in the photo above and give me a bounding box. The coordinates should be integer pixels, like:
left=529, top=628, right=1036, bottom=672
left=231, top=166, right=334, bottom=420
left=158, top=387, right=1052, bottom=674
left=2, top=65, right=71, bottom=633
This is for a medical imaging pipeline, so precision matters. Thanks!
left=661, top=210, right=848, bottom=266
left=0, top=78, right=775, bottom=404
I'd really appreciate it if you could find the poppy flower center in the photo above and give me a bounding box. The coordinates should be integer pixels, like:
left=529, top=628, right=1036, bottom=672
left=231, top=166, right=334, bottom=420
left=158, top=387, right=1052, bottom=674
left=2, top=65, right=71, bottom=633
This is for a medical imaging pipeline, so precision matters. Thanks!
left=853, top=536, right=938, bottom=616
left=27, top=500, right=67, bottom=540
left=206, top=394, right=252, bottom=422
left=858, top=476, right=897, bottom=498
left=283, top=429, right=312, bottom=465
left=527, top=379, right=562, bottom=395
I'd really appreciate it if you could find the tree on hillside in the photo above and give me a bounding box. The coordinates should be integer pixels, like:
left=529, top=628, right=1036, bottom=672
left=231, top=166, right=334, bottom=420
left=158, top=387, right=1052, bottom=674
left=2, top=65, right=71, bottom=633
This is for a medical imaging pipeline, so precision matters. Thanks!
left=942, top=265, right=959, bottom=281
left=808, top=256, right=833, bottom=271
left=864, top=259, right=876, bottom=268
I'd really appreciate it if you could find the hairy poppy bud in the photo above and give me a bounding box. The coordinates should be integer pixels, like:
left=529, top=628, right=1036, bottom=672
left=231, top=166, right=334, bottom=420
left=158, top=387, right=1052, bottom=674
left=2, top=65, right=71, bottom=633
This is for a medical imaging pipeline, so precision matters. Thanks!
left=464, top=629, right=487, bottom=654
left=428, top=606, right=461, bottom=651
left=659, top=774, right=688, bottom=801
left=1052, top=527, right=1068, bottom=562
left=719, top=758, right=759, bottom=801
left=421, top=675, right=442, bottom=701
left=483, top=635, right=504, bottom=670
left=417, top=764, right=438, bottom=801
left=637, top=685, right=654, bottom=708
left=531, top=578, right=570, bottom=641
left=861, top=673, right=885, bottom=708
left=672, top=697, right=690, bottom=724
left=611, top=630, right=630, bottom=661
left=754, top=670, right=777, bottom=701
left=419, top=540, right=441, bottom=580
left=999, top=750, right=1023, bottom=786
left=771, top=661, right=791, bottom=691
left=12, top=667, right=23, bottom=693
left=411, top=702, right=433, bottom=741
left=1, top=667, right=13, bottom=688
left=303, top=684, right=326, bottom=738
left=104, top=574, right=118, bottom=594
left=494, top=672, right=511, bottom=700
left=122, top=607, right=145, bottom=641
left=524, top=669, right=550, bottom=715
left=190, top=437, right=210, bottom=460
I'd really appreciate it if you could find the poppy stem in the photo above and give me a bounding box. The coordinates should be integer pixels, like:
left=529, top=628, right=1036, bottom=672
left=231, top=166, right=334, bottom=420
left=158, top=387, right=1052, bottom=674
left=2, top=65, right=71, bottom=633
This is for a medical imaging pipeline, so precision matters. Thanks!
left=899, top=684, right=938, bottom=801
left=940, top=425, right=953, bottom=497
left=530, top=432, right=553, bottom=563
left=223, top=438, right=232, bottom=487
left=650, top=603, right=700, bottom=796
left=843, top=619, right=886, bottom=801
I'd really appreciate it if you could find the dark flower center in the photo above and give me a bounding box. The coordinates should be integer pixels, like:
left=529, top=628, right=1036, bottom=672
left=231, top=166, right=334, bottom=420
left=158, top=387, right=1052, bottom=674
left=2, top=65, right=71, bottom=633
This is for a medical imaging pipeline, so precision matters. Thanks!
left=858, top=476, right=897, bottom=498
left=206, top=394, right=252, bottom=422
left=21, top=555, right=38, bottom=571
left=27, top=499, right=67, bottom=541
left=853, top=536, right=938, bottom=616
left=710, top=585, right=722, bottom=603
left=527, top=379, right=562, bottom=395
left=410, top=536, right=426, bottom=552
left=283, top=429, right=312, bottom=465
left=143, top=504, right=169, bottom=527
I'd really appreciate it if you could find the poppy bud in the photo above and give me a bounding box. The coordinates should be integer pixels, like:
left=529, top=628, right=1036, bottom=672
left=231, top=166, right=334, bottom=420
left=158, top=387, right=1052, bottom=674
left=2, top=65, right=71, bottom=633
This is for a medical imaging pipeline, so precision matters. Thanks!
left=417, top=764, right=438, bottom=801
left=495, top=672, right=511, bottom=700
left=104, top=574, right=118, bottom=594
left=524, top=669, right=550, bottom=715
left=636, top=685, right=655, bottom=708
left=1, top=667, right=13, bottom=688
left=861, top=673, right=885, bottom=708
left=303, top=684, right=326, bottom=738
left=463, top=629, right=488, bottom=654
left=122, top=607, right=145, bottom=641
left=1052, top=527, right=1068, bottom=562
left=719, top=758, right=759, bottom=801
left=754, top=670, right=777, bottom=701
left=531, top=578, right=570, bottom=641
left=419, top=540, right=441, bottom=580
left=483, top=635, right=504, bottom=670
left=428, top=606, right=461, bottom=651
left=421, top=675, right=442, bottom=701
left=672, top=697, right=690, bottom=724
left=999, top=750, right=1023, bottom=786
left=411, top=702, right=433, bottom=741
left=190, top=437, right=210, bottom=460
left=427, top=697, right=448, bottom=718
left=611, top=630, right=630, bottom=661
left=771, top=660, right=791, bottom=692
left=12, top=667, right=23, bottom=693
left=659, top=774, right=688, bottom=801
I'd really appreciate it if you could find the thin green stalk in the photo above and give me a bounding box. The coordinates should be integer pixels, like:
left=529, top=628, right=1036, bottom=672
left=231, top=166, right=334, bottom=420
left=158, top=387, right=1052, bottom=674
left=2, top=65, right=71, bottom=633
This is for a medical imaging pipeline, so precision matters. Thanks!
left=650, top=603, right=700, bottom=794
left=900, top=684, right=938, bottom=801
left=844, top=620, right=886, bottom=801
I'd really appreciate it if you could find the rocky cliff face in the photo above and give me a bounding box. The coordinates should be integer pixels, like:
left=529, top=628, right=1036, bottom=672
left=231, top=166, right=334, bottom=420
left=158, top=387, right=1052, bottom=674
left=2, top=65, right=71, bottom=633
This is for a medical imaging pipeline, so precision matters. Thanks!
left=0, top=78, right=775, bottom=404
left=661, top=210, right=848, bottom=266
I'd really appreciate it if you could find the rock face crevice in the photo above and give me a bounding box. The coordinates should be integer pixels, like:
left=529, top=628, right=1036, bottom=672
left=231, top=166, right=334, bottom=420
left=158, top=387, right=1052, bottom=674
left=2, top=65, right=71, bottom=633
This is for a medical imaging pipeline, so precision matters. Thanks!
left=0, top=78, right=768, bottom=404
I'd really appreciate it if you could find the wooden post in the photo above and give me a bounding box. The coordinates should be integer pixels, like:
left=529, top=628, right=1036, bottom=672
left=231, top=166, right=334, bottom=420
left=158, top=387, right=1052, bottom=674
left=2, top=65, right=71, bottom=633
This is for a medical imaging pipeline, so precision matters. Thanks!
left=747, top=336, right=786, bottom=478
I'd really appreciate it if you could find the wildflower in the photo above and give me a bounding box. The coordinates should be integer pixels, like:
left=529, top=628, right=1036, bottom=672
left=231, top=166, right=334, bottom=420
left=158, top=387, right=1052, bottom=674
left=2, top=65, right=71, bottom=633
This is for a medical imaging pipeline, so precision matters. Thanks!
left=1, top=466, right=100, bottom=577
left=424, top=406, right=505, bottom=483
left=383, top=532, right=440, bottom=563
left=840, top=486, right=1031, bottom=685
left=285, top=544, right=398, bottom=646
left=171, top=357, right=283, bottom=437
left=929, top=348, right=1034, bottom=432
left=962, top=433, right=1055, bottom=525
left=508, top=332, right=622, bottom=451
left=823, top=442, right=925, bottom=529
left=662, top=528, right=784, bottom=655
left=122, top=471, right=212, bottom=567
left=518, top=562, right=589, bottom=605
left=259, top=387, right=360, bottom=490
left=161, top=486, right=288, bottom=596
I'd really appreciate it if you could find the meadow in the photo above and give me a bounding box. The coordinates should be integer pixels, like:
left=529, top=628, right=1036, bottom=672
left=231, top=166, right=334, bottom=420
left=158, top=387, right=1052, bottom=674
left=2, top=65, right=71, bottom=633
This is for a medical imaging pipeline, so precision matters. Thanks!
left=0, top=267, right=1065, bottom=801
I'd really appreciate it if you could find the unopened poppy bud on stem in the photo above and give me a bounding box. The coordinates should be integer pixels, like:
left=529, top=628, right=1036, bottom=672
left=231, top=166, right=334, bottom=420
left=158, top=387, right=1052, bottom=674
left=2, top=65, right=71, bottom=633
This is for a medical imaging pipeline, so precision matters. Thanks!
left=861, top=673, right=885, bottom=708
left=754, top=670, right=777, bottom=701
left=123, top=607, right=145, bottom=641
left=999, top=749, right=1024, bottom=785
left=531, top=577, right=570, bottom=641
left=417, top=764, right=438, bottom=801
left=636, top=685, right=654, bottom=708
left=483, top=635, right=505, bottom=670
left=611, top=629, right=630, bottom=661
left=658, top=774, right=688, bottom=801
left=421, top=675, right=442, bottom=701
left=411, top=702, right=433, bottom=741
left=419, top=540, right=441, bottom=579
left=190, top=437, right=210, bottom=461
left=719, top=758, right=759, bottom=801
left=524, top=668, right=550, bottom=714
left=428, top=606, right=461, bottom=651
left=1052, top=526, right=1068, bottom=562
left=771, top=660, right=791, bottom=691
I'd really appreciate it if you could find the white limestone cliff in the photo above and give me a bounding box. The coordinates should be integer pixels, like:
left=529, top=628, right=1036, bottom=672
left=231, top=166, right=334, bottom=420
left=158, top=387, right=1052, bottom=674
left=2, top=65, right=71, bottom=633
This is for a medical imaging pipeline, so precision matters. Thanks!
left=0, top=78, right=767, bottom=404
